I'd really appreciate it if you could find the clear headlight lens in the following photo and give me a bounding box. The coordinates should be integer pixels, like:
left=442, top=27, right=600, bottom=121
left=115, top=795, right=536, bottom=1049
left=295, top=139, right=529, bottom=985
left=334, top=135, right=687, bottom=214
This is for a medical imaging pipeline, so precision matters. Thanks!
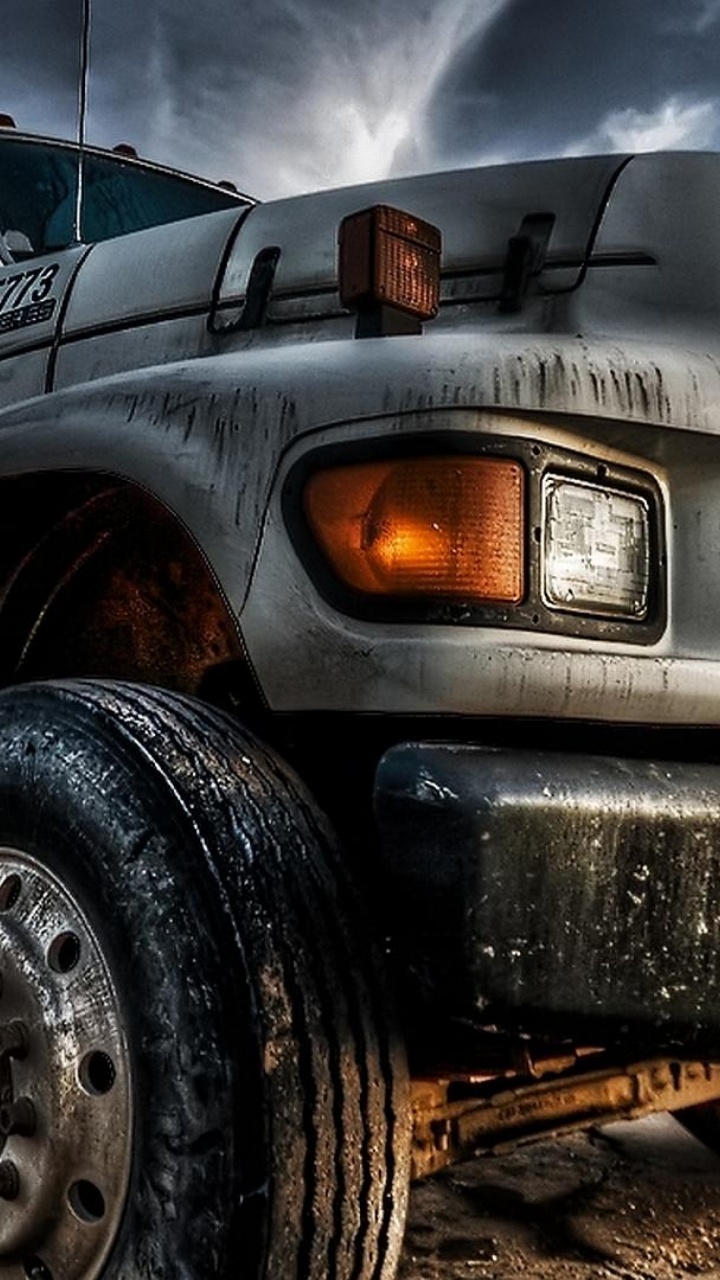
left=542, top=476, right=650, bottom=619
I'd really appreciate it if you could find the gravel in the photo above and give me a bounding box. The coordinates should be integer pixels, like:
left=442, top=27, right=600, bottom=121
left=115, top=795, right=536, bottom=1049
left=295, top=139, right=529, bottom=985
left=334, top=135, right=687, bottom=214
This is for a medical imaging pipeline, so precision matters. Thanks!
left=401, top=1114, right=720, bottom=1279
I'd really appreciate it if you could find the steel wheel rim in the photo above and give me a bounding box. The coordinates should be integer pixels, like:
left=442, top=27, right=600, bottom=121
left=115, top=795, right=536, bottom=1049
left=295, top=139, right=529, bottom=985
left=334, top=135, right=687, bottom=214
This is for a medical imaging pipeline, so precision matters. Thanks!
left=0, top=848, right=132, bottom=1279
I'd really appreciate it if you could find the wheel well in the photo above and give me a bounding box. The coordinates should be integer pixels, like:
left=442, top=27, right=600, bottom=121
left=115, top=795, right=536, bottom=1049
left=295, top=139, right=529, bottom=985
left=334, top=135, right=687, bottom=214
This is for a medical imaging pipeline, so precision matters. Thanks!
left=0, top=471, right=243, bottom=695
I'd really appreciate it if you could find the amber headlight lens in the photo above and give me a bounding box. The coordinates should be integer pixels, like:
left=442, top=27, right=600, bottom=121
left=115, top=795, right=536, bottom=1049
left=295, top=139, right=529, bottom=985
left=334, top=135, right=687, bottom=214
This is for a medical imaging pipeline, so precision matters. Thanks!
left=542, top=475, right=650, bottom=619
left=303, top=456, right=525, bottom=602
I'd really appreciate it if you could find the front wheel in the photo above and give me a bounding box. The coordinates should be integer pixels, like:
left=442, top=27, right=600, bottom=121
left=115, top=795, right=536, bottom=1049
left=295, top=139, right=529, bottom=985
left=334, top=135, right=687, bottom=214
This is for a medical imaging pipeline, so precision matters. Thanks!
left=0, top=679, right=409, bottom=1279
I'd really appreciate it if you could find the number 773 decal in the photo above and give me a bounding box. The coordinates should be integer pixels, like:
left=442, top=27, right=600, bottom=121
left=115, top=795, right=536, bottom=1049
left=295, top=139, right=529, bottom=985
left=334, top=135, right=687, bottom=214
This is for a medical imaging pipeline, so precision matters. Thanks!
left=0, top=263, right=60, bottom=333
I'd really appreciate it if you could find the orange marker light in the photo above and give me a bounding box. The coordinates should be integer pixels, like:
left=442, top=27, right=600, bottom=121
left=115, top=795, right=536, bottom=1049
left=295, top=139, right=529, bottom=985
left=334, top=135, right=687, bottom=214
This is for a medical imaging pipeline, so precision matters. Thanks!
left=304, top=456, right=525, bottom=603
left=339, top=205, right=441, bottom=320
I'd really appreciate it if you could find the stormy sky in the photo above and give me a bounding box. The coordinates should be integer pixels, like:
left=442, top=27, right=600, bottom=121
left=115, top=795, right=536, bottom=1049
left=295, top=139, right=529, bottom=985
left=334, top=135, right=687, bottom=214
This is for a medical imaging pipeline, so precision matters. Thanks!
left=3, top=0, right=720, bottom=199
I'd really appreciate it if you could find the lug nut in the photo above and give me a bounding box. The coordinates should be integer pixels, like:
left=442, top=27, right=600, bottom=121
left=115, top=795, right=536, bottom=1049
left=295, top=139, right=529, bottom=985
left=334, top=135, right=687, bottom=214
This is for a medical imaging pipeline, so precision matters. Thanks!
left=0, top=1021, right=27, bottom=1059
left=0, top=1159, right=19, bottom=1199
left=0, top=1097, right=35, bottom=1137
left=23, top=1260, right=52, bottom=1280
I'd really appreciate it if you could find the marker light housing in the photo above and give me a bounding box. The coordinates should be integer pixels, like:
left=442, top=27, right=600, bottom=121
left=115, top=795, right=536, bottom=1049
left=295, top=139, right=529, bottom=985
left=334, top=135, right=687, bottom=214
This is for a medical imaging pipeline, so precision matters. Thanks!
left=542, top=476, right=650, bottom=619
left=303, top=456, right=525, bottom=602
left=338, top=205, right=441, bottom=320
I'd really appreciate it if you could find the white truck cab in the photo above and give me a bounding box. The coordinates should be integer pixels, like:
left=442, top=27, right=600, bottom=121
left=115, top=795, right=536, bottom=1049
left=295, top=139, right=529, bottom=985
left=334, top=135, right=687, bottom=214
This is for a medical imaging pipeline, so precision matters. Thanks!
left=1, top=125, right=720, bottom=1280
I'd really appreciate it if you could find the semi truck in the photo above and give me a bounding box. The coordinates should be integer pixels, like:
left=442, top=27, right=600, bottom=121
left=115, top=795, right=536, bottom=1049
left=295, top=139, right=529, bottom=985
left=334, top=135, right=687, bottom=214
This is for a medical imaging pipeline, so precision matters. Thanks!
left=0, top=122, right=719, bottom=1278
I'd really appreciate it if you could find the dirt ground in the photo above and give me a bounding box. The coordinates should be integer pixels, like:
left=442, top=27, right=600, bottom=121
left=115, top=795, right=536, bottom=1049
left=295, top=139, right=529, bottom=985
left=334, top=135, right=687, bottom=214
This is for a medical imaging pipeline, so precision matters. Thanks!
left=401, top=1114, right=720, bottom=1279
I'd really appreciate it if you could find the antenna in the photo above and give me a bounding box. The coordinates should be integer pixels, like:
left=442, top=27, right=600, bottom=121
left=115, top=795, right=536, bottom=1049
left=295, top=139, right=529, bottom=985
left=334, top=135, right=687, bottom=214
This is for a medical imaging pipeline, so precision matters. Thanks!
left=72, top=0, right=92, bottom=243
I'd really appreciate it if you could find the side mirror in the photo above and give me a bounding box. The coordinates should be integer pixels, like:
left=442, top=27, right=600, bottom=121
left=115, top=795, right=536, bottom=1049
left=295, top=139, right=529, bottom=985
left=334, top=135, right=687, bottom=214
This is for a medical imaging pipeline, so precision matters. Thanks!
left=0, top=229, right=35, bottom=264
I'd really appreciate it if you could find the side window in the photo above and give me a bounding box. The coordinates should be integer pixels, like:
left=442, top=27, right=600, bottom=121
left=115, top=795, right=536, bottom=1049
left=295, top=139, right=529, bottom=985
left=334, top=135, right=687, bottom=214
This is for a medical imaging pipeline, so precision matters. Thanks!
left=0, top=144, right=77, bottom=258
left=0, top=138, right=246, bottom=259
left=79, top=158, right=244, bottom=242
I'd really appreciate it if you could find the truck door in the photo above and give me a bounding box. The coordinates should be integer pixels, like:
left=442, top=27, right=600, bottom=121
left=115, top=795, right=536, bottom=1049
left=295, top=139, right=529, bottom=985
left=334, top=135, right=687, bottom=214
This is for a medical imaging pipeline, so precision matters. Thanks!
left=0, top=131, right=92, bottom=410
left=0, top=246, right=86, bottom=409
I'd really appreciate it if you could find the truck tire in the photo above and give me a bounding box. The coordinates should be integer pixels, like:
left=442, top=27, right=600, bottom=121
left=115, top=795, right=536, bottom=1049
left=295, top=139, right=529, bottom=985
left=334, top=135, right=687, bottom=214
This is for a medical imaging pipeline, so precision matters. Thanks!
left=0, top=679, right=409, bottom=1280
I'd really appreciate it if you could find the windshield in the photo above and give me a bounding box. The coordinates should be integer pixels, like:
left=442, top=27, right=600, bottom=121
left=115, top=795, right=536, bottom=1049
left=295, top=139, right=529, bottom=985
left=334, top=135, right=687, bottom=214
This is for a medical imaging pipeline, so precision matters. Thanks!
left=0, top=137, right=249, bottom=256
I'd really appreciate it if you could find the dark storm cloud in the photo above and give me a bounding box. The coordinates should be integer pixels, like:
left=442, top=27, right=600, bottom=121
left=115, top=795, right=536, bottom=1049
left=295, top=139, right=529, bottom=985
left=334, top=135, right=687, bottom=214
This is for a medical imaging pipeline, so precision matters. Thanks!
left=430, top=0, right=720, bottom=165
left=2, top=0, right=512, bottom=193
left=1, top=0, right=81, bottom=136
left=3, top=0, right=720, bottom=197
left=85, top=0, right=511, bottom=194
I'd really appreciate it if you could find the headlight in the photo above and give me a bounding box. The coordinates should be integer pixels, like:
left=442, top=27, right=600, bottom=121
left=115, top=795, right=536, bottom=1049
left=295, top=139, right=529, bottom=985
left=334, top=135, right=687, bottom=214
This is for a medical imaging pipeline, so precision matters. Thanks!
left=288, top=433, right=663, bottom=640
left=542, top=475, right=650, bottom=620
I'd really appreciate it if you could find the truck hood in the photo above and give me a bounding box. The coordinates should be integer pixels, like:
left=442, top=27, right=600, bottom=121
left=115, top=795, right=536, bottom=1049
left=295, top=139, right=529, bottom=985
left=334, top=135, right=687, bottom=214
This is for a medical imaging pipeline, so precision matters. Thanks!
left=220, top=154, right=630, bottom=303
left=61, top=154, right=629, bottom=343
